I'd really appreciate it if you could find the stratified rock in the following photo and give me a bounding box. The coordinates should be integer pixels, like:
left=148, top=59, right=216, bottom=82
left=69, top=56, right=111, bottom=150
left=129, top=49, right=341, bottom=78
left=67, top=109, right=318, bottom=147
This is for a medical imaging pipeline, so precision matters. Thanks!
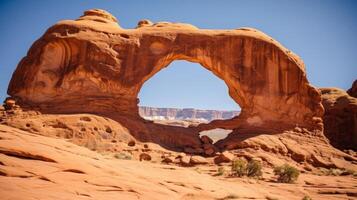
left=7, top=9, right=323, bottom=148
left=214, top=151, right=235, bottom=164
left=320, top=87, right=357, bottom=150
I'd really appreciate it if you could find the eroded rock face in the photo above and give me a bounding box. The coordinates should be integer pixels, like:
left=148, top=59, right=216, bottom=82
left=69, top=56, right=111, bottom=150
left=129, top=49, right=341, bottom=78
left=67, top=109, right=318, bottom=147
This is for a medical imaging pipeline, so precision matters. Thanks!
left=8, top=9, right=323, bottom=147
left=320, top=87, right=357, bottom=150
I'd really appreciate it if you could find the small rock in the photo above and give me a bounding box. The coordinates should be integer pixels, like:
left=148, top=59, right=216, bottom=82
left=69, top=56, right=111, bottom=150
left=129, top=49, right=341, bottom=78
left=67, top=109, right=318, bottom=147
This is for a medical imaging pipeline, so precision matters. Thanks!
left=175, top=153, right=186, bottom=159
left=4, top=98, right=16, bottom=110
left=128, top=140, right=136, bottom=147
left=137, top=19, right=153, bottom=28
left=302, top=128, right=309, bottom=133
left=204, top=148, right=215, bottom=156
left=214, top=151, right=235, bottom=164
left=203, top=144, right=216, bottom=156
left=190, top=156, right=208, bottom=165
left=139, top=153, right=151, bottom=161
left=303, top=165, right=312, bottom=171
left=162, top=157, right=174, bottom=164
left=200, top=135, right=213, bottom=144
left=180, top=155, right=191, bottom=166
left=294, top=127, right=302, bottom=132
left=143, top=144, right=149, bottom=148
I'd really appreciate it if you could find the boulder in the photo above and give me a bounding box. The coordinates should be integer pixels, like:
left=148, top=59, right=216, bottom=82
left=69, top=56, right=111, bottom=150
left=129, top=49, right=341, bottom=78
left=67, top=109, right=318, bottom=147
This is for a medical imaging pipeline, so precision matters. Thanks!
left=139, top=153, right=151, bottom=161
left=190, top=156, right=208, bottom=165
left=161, top=157, right=174, bottom=164
left=3, top=98, right=16, bottom=110
left=179, top=155, right=191, bottom=166
left=203, top=144, right=216, bottom=156
left=200, top=135, right=213, bottom=144
left=347, top=80, right=357, bottom=98
left=128, top=140, right=136, bottom=147
left=214, top=151, right=235, bottom=164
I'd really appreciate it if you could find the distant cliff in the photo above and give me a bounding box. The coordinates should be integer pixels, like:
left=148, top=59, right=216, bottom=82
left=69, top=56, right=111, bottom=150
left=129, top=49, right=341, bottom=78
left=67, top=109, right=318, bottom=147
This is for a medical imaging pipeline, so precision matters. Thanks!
left=139, top=106, right=240, bottom=122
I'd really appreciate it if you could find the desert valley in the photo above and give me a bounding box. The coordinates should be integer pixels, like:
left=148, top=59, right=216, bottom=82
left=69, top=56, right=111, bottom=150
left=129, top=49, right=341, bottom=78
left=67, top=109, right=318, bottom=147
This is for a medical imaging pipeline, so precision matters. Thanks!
left=0, top=7, right=356, bottom=200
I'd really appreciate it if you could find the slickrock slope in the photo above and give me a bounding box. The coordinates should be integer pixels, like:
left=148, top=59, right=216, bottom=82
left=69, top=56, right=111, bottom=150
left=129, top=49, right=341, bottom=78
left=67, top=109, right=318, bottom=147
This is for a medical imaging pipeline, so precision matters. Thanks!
left=1, top=125, right=357, bottom=200
left=139, top=106, right=240, bottom=122
left=7, top=9, right=323, bottom=147
left=320, top=86, right=357, bottom=150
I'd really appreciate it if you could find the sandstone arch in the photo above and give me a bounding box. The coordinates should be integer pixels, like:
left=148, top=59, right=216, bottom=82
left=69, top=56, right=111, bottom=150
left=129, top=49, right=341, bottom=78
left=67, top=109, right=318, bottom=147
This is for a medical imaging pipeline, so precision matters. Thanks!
left=8, top=9, right=324, bottom=148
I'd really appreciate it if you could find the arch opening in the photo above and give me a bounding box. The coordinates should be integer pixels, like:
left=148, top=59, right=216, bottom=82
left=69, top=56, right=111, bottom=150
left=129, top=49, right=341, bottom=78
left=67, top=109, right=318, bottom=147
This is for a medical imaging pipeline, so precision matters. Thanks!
left=138, top=60, right=241, bottom=127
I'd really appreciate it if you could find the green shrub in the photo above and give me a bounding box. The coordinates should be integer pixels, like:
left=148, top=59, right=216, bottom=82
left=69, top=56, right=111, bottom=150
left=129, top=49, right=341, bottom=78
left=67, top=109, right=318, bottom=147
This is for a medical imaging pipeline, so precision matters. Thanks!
left=246, top=160, right=263, bottom=177
left=231, top=159, right=263, bottom=178
left=273, top=164, right=300, bottom=183
left=231, top=159, right=247, bottom=177
left=217, top=166, right=225, bottom=176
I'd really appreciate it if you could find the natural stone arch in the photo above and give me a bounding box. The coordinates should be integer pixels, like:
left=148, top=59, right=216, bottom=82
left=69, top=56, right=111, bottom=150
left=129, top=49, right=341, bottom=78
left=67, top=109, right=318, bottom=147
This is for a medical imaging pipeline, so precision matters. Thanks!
left=8, top=9, right=324, bottom=149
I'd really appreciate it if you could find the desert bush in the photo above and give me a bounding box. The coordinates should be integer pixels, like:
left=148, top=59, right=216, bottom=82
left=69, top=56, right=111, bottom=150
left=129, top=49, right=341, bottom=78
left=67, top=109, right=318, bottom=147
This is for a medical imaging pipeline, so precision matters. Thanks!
left=217, top=166, right=225, bottom=176
left=231, top=159, right=247, bottom=177
left=273, top=164, right=300, bottom=183
left=246, top=160, right=262, bottom=177
left=319, top=168, right=356, bottom=176
left=231, top=159, right=262, bottom=178
left=114, top=152, right=132, bottom=160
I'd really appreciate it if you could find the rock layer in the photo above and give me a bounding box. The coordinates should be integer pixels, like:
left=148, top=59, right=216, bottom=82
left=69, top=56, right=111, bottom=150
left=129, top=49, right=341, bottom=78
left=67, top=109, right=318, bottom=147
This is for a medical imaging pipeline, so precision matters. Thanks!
left=8, top=9, right=323, bottom=147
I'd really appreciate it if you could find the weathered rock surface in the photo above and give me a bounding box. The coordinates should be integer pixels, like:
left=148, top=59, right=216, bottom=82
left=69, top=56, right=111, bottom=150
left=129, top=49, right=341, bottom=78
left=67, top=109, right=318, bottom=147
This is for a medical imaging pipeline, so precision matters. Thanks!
left=320, top=87, right=357, bottom=150
left=8, top=9, right=323, bottom=148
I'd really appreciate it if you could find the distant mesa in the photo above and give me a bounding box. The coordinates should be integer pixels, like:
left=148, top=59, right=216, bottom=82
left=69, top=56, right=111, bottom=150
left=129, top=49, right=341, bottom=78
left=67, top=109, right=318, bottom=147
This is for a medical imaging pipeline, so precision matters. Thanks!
left=139, top=106, right=240, bottom=122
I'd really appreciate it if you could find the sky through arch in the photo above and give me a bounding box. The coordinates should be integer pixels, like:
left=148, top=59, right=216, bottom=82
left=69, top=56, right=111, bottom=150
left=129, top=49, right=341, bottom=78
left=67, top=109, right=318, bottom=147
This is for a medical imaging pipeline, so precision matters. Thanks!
left=138, top=61, right=240, bottom=110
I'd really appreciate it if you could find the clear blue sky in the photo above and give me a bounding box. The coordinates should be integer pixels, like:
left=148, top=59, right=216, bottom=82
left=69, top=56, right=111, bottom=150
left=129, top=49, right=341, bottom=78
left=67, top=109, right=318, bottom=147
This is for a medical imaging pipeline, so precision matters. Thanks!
left=0, top=0, right=356, bottom=110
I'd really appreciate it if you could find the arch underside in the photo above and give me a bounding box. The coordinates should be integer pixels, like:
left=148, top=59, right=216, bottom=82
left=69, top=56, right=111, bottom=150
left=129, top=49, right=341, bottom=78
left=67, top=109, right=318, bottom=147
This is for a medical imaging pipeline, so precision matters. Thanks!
left=7, top=13, right=324, bottom=149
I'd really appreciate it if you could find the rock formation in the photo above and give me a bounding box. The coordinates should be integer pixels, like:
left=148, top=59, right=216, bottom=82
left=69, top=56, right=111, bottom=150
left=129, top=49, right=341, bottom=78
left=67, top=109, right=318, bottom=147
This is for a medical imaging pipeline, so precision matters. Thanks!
left=347, top=80, right=357, bottom=98
left=8, top=9, right=323, bottom=148
left=139, top=106, right=240, bottom=122
left=320, top=84, right=357, bottom=150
